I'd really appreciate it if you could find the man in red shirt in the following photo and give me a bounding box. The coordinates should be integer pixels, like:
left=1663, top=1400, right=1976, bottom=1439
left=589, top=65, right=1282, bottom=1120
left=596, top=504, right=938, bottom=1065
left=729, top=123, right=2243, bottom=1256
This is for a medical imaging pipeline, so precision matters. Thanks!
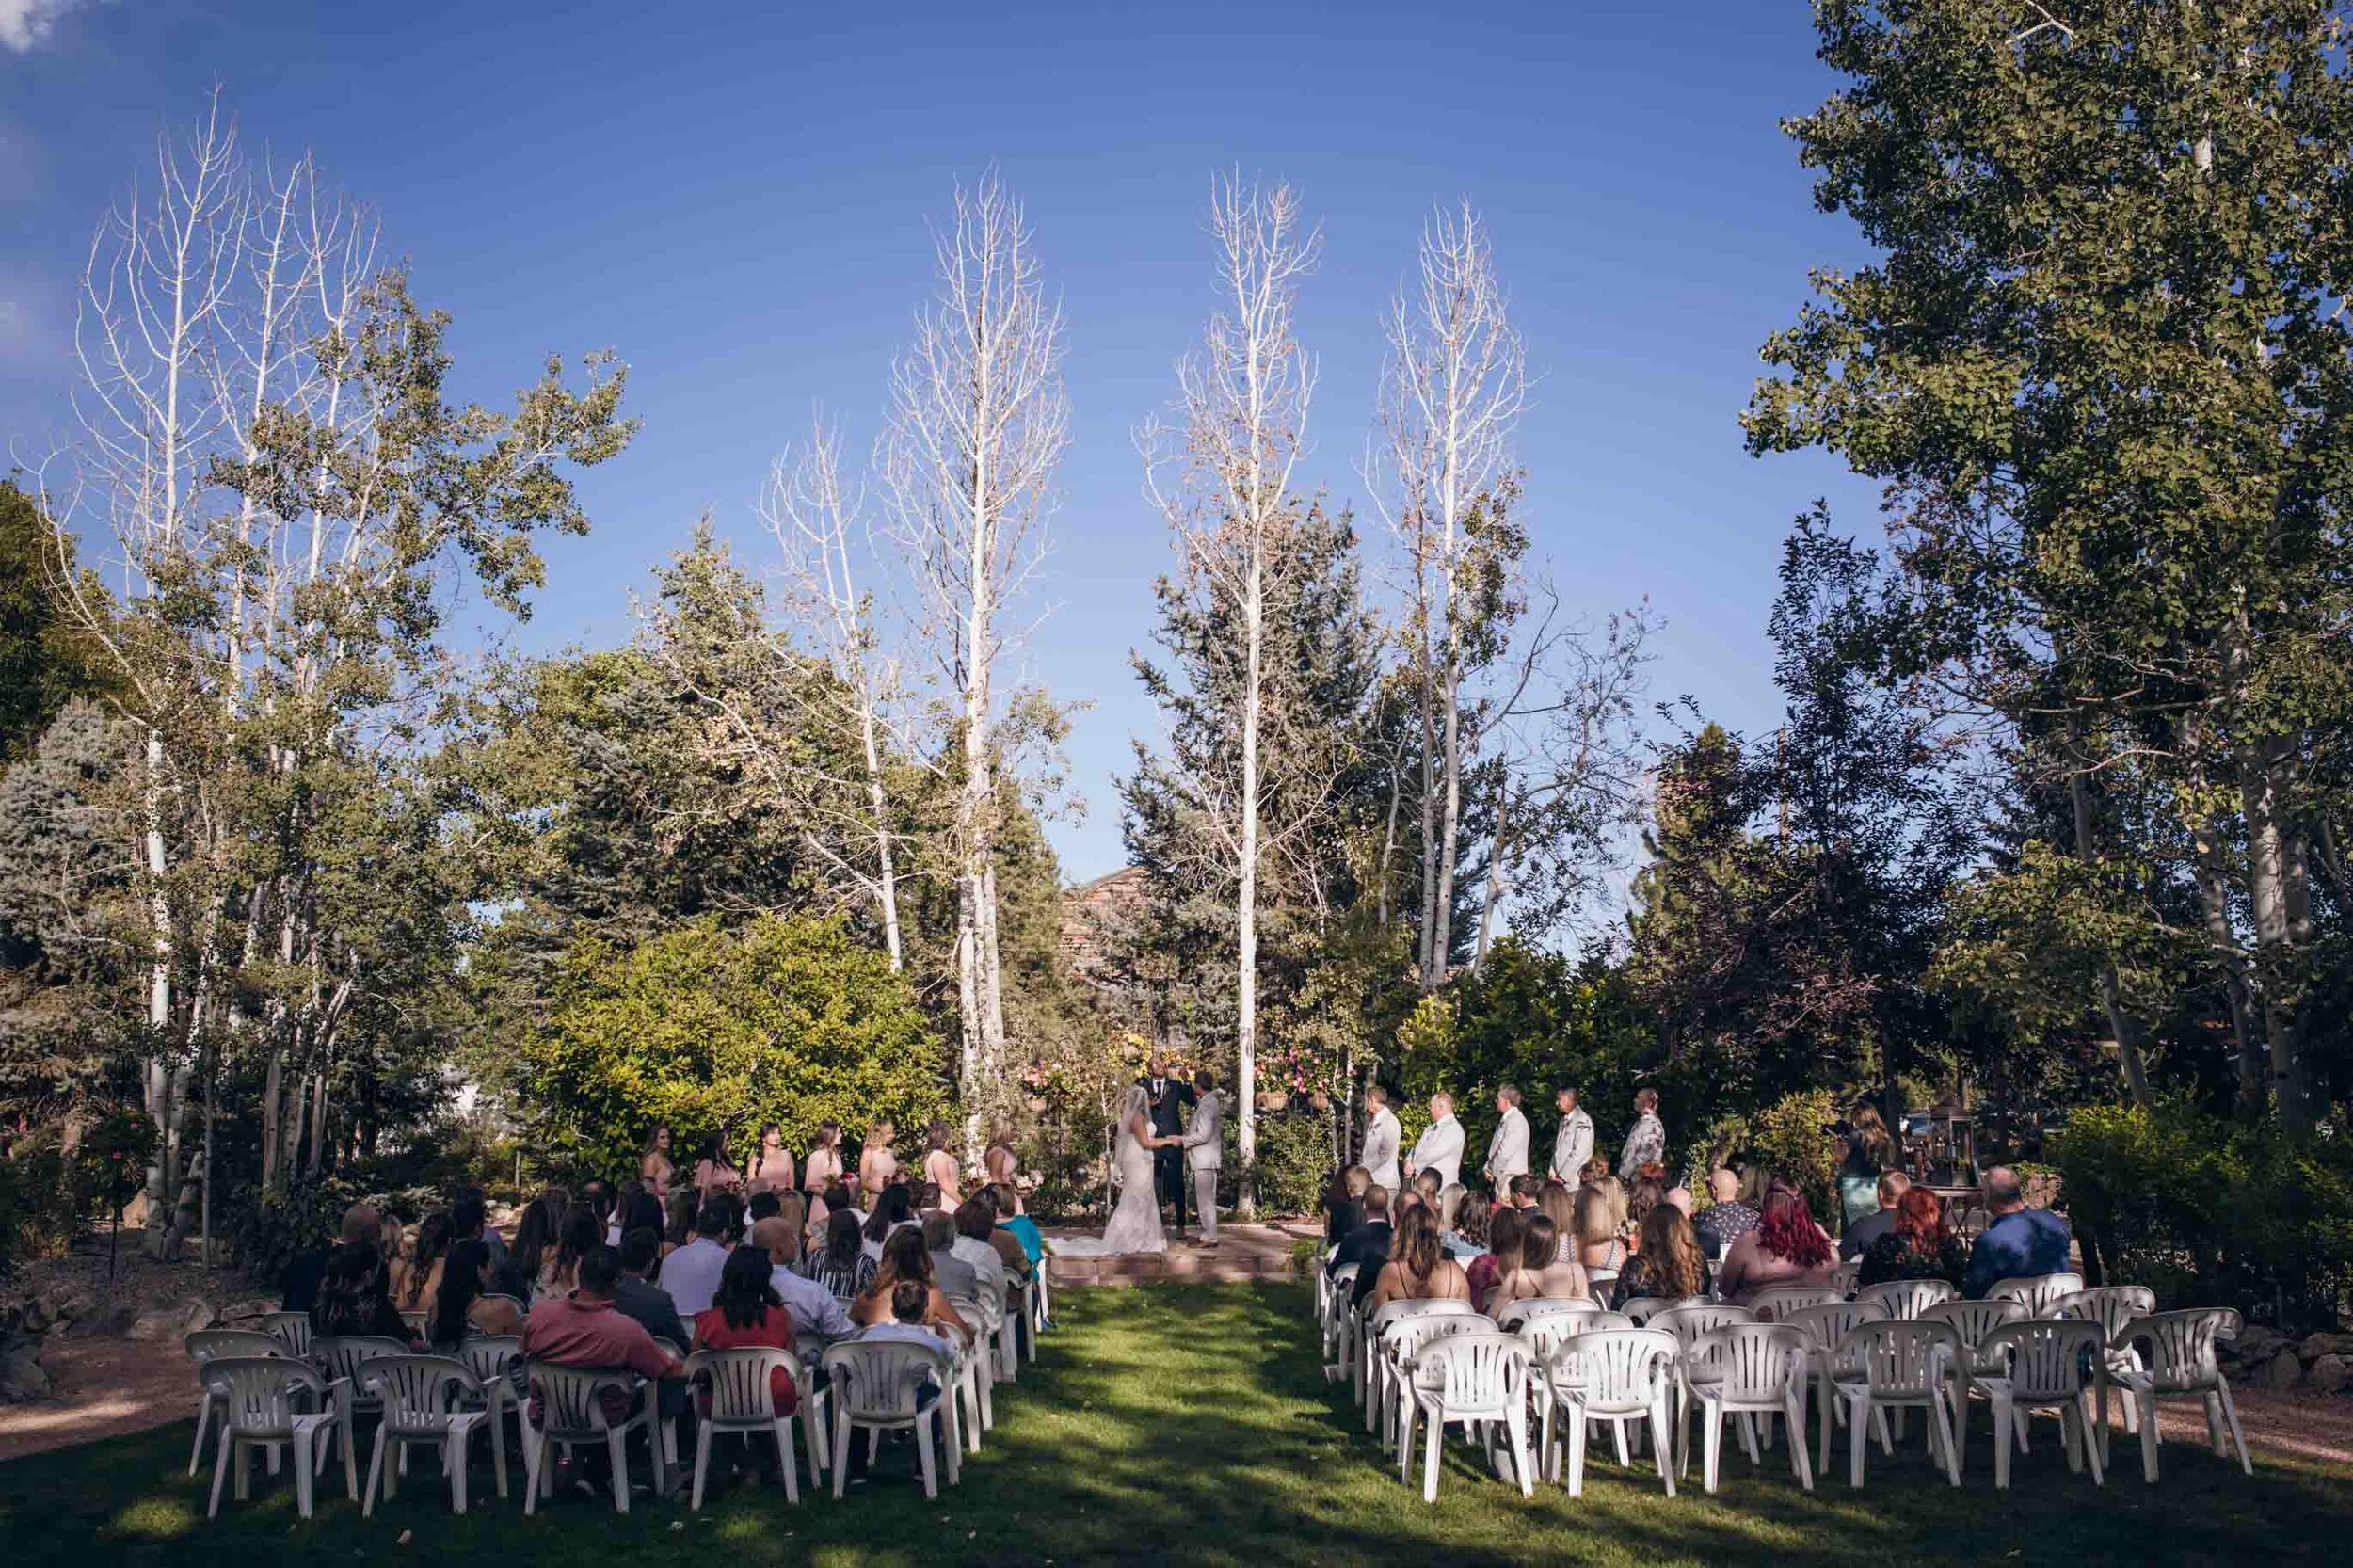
left=521, top=1246, right=683, bottom=1489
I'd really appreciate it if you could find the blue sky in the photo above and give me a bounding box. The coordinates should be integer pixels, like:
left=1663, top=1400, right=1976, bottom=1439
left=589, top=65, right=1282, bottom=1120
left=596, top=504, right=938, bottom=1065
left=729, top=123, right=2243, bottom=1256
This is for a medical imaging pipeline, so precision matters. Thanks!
left=1, top=1, right=1881, bottom=888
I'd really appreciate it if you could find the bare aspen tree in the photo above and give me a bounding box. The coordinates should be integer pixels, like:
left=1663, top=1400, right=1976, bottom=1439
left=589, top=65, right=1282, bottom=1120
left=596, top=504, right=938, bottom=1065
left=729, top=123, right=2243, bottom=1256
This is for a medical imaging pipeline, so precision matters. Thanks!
left=1372, top=200, right=1526, bottom=989
left=880, top=170, right=1066, bottom=1156
left=760, top=416, right=905, bottom=969
left=1142, top=175, right=1321, bottom=1211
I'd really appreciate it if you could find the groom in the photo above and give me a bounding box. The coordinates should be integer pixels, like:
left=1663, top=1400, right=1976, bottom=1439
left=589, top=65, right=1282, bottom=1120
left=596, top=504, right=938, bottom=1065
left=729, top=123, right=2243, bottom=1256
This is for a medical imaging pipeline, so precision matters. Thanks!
left=1144, top=1056, right=1196, bottom=1234
left=1179, top=1070, right=1222, bottom=1247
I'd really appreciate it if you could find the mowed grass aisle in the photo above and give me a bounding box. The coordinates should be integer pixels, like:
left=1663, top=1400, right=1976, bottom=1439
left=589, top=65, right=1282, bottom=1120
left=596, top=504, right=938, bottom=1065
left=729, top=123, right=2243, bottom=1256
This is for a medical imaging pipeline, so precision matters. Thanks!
left=3, top=1281, right=2348, bottom=1568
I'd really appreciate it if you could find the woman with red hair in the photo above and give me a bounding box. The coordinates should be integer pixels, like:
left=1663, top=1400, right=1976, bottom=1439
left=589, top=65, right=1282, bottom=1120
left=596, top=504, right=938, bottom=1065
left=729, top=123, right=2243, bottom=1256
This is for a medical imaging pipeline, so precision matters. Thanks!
left=1714, top=1178, right=1835, bottom=1306
left=1857, top=1184, right=1968, bottom=1288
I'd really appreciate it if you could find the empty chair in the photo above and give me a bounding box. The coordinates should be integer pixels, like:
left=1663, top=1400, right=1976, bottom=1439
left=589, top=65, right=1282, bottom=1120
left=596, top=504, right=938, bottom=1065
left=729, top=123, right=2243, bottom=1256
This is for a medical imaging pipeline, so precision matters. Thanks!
left=820, top=1338, right=960, bottom=1500
left=1970, top=1320, right=2108, bottom=1490
left=1362, top=1299, right=1475, bottom=1431
left=1785, top=1300, right=1887, bottom=1475
left=1545, top=1327, right=1679, bottom=1497
left=682, top=1347, right=815, bottom=1508
left=1855, top=1278, right=1956, bottom=1320
left=1381, top=1313, right=1494, bottom=1450
left=1749, top=1285, right=1842, bottom=1322
left=1921, top=1297, right=2026, bottom=1443
left=1401, top=1331, right=1535, bottom=1503
left=453, top=1334, right=522, bottom=1495
left=184, top=1329, right=285, bottom=1478
left=1678, top=1324, right=1813, bottom=1494
left=1832, top=1320, right=1963, bottom=1487
left=2054, top=1285, right=2158, bottom=1460
left=200, top=1356, right=350, bottom=1520
left=312, top=1335, right=408, bottom=1495
left=1989, top=1272, right=2086, bottom=1319
left=2112, top=1308, right=2250, bottom=1480
left=520, top=1364, right=664, bottom=1514
left=940, top=1304, right=995, bottom=1450
left=262, top=1309, right=313, bottom=1356
left=1321, top=1264, right=1361, bottom=1376
left=1619, top=1295, right=1699, bottom=1327
left=360, top=1355, right=496, bottom=1516
left=1492, top=1296, right=1598, bottom=1333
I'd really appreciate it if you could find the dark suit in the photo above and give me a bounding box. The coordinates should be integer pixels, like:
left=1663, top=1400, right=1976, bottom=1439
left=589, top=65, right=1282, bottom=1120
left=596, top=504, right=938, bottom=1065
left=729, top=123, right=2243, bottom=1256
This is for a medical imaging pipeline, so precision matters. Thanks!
left=1144, top=1076, right=1196, bottom=1227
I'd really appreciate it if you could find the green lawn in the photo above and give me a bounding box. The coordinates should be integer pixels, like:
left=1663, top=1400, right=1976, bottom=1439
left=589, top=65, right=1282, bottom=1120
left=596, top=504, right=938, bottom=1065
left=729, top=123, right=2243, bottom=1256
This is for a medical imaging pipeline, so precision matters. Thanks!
left=4, top=1281, right=2345, bottom=1567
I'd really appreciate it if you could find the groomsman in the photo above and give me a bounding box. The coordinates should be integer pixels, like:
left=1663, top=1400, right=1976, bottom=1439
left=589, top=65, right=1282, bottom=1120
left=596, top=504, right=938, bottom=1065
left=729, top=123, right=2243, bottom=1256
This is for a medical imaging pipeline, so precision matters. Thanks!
left=1359, top=1085, right=1402, bottom=1192
left=1619, top=1087, right=1667, bottom=1178
left=1484, top=1085, right=1530, bottom=1191
left=1404, top=1093, right=1465, bottom=1189
left=1549, top=1086, right=1594, bottom=1190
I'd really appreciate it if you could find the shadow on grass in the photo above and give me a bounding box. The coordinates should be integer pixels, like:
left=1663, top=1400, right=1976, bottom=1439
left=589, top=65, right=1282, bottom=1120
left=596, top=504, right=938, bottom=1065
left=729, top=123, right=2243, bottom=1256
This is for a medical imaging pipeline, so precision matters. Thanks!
left=2, top=1282, right=2346, bottom=1568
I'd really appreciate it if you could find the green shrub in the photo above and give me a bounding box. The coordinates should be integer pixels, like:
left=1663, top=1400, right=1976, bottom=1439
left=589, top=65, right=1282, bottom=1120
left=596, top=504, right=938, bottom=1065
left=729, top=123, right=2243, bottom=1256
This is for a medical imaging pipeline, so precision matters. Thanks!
left=230, top=1172, right=442, bottom=1288
left=1249, top=1110, right=1330, bottom=1218
left=1680, top=1087, right=1841, bottom=1218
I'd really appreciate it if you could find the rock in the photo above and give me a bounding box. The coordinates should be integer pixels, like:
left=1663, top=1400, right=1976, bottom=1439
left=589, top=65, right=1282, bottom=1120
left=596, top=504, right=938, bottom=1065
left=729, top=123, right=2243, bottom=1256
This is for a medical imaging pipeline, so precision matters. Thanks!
left=125, top=1297, right=214, bottom=1342
left=219, top=1297, right=279, bottom=1328
left=2313, top=1354, right=2349, bottom=1396
left=2237, top=1324, right=2278, bottom=1355
left=0, top=1345, right=48, bottom=1402
left=2303, top=1332, right=2353, bottom=1360
left=68, top=1304, right=139, bottom=1338
left=48, top=1288, right=96, bottom=1325
left=2262, top=1351, right=2304, bottom=1391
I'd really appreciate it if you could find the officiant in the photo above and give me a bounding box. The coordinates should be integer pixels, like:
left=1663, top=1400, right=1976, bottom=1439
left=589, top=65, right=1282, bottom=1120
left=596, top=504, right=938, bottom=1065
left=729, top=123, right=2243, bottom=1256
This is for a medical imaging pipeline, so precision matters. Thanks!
left=1143, top=1056, right=1196, bottom=1232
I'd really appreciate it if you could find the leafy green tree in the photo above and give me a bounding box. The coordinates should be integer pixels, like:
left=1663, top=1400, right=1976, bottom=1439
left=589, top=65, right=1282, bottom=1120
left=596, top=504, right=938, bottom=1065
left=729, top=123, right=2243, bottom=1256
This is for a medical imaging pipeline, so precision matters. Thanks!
left=521, top=914, right=948, bottom=1176
left=0, top=484, right=113, bottom=764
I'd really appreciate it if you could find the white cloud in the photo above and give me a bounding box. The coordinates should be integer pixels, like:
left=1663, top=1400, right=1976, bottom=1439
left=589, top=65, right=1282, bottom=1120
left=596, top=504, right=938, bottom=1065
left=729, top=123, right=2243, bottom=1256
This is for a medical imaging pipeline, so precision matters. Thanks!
left=0, top=0, right=88, bottom=52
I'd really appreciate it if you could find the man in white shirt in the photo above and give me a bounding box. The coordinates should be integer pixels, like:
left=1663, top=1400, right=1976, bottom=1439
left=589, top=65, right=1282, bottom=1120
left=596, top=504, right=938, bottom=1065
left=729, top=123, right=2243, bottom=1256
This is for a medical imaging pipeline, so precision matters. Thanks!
left=948, top=1197, right=1010, bottom=1333
left=1404, top=1093, right=1465, bottom=1189
left=1549, top=1086, right=1594, bottom=1189
left=750, top=1216, right=854, bottom=1348
left=1359, top=1085, right=1402, bottom=1192
left=1620, top=1087, right=1667, bottom=1178
left=660, top=1204, right=733, bottom=1318
left=1484, top=1085, right=1530, bottom=1191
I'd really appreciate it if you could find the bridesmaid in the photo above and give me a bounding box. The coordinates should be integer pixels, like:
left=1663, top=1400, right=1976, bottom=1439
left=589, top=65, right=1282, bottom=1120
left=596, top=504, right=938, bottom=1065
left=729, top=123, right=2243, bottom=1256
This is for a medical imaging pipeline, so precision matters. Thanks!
left=922, top=1120, right=961, bottom=1208
left=694, top=1130, right=743, bottom=1197
left=857, top=1119, right=898, bottom=1197
left=638, top=1125, right=675, bottom=1202
left=748, top=1121, right=796, bottom=1196
left=802, top=1122, right=845, bottom=1199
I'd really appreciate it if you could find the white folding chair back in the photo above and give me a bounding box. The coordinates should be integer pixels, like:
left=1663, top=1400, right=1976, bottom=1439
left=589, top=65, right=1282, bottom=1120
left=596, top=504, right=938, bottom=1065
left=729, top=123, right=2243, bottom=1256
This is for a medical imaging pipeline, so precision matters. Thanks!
left=184, top=1331, right=285, bottom=1478
left=683, top=1347, right=817, bottom=1508
left=1972, top=1319, right=2107, bottom=1490
left=1855, top=1278, right=1956, bottom=1320
left=1921, top=1297, right=2026, bottom=1375
left=1361, top=1297, right=1474, bottom=1424
left=2112, top=1308, right=2250, bottom=1480
left=1619, top=1295, right=1696, bottom=1326
left=1400, top=1331, right=1534, bottom=1502
left=821, top=1338, right=960, bottom=1499
left=1750, top=1286, right=1841, bottom=1322
left=200, top=1356, right=348, bottom=1519
left=360, top=1354, right=495, bottom=1515
left=1989, top=1272, right=2086, bottom=1318
left=1492, top=1296, right=1598, bottom=1333
left=263, top=1309, right=313, bottom=1356
left=1650, top=1304, right=1754, bottom=1348
left=521, top=1363, right=660, bottom=1514
left=2054, top=1284, right=2158, bottom=1456
left=1545, top=1327, right=1679, bottom=1497
left=1832, top=1320, right=1963, bottom=1486
left=1678, top=1324, right=1813, bottom=1493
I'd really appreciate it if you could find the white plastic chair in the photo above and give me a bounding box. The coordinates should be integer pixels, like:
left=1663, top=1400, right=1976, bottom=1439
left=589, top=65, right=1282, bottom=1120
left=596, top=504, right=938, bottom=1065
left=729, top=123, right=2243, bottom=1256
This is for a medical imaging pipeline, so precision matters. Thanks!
left=821, top=1338, right=960, bottom=1499
left=1832, top=1320, right=1962, bottom=1486
left=1402, top=1330, right=1535, bottom=1503
left=2054, top=1285, right=2157, bottom=1460
left=682, top=1347, right=816, bottom=1507
left=2112, top=1308, right=2250, bottom=1480
left=1362, top=1299, right=1474, bottom=1431
left=1677, top=1324, right=1813, bottom=1493
left=263, top=1310, right=313, bottom=1356
left=185, top=1330, right=285, bottom=1477
left=1921, top=1297, right=2025, bottom=1444
left=1785, top=1300, right=1887, bottom=1474
left=1749, top=1285, right=1842, bottom=1322
left=940, top=1302, right=995, bottom=1449
left=1545, top=1327, right=1679, bottom=1497
left=1321, top=1264, right=1361, bottom=1377
left=200, top=1356, right=350, bottom=1520
left=1651, top=1304, right=1758, bottom=1457
left=1381, top=1313, right=1494, bottom=1449
left=1507, top=1306, right=1627, bottom=1463
left=1989, top=1271, right=2086, bottom=1319
left=1619, top=1295, right=1698, bottom=1326
left=360, top=1355, right=496, bottom=1515
left=520, top=1363, right=664, bottom=1514
left=312, top=1336, right=408, bottom=1497
left=1855, top=1277, right=1956, bottom=1320
left=1491, top=1296, right=1599, bottom=1333
left=1970, top=1320, right=2107, bottom=1490
left=453, top=1334, right=522, bottom=1495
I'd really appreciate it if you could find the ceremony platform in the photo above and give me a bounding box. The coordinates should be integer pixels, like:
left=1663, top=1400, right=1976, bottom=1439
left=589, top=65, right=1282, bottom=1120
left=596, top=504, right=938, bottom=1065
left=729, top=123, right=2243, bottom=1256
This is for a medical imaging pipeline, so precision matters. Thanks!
left=1043, top=1221, right=1320, bottom=1287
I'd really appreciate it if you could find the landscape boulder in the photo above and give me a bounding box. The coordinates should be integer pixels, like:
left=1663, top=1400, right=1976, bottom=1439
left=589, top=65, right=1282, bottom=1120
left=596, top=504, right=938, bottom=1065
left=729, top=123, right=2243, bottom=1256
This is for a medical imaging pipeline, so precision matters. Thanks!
left=0, top=1343, right=47, bottom=1402
left=2262, top=1351, right=2304, bottom=1391
left=2312, top=1354, right=2349, bottom=1396
left=125, top=1296, right=216, bottom=1342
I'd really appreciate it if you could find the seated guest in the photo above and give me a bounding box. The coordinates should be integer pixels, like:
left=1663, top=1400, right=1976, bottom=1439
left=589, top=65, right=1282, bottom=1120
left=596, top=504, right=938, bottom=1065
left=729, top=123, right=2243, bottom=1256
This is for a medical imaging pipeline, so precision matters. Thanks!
left=978, top=1185, right=1032, bottom=1278
left=1466, top=1207, right=1520, bottom=1314
left=859, top=1279, right=954, bottom=1413
left=520, top=1246, right=682, bottom=1426
left=1411, top=1169, right=1443, bottom=1212
left=311, top=1240, right=415, bottom=1344
left=611, top=1227, right=690, bottom=1349
left=1368, top=1204, right=1473, bottom=1310
left=664, top=1187, right=699, bottom=1248
left=773, top=1191, right=808, bottom=1259
left=801, top=1208, right=879, bottom=1305
left=283, top=1203, right=382, bottom=1313
left=1665, top=1186, right=1695, bottom=1217
left=1490, top=1213, right=1590, bottom=1305
left=662, top=1198, right=735, bottom=1319
left=1324, top=1166, right=1370, bottom=1245
left=581, top=1180, right=615, bottom=1245
left=1693, top=1168, right=1760, bottom=1258
left=1443, top=1189, right=1490, bottom=1261
left=1612, top=1203, right=1709, bottom=1309
left=693, top=1247, right=799, bottom=1418
left=1537, top=1183, right=1578, bottom=1263
left=426, top=1239, right=524, bottom=1349
left=451, top=1189, right=525, bottom=1298
left=616, top=1191, right=669, bottom=1257
left=861, top=1183, right=915, bottom=1262
left=1839, top=1169, right=1910, bottom=1260
left=1508, top=1174, right=1543, bottom=1210
left=751, top=1216, right=854, bottom=1349
left=1716, top=1179, right=1835, bottom=1306
left=1572, top=1187, right=1626, bottom=1276
left=746, top=1190, right=783, bottom=1224
left=509, top=1195, right=560, bottom=1301
left=915, top=1181, right=945, bottom=1217
left=987, top=1182, right=1044, bottom=1274
left=949, top=1198, right=1010, bottom=1328
left=1962, top=1166, right=2072, bottom=1299
left=540, top=1205, right=602, bottom=1299
left=606, top=1181, right=644, bottom=1246
left=855, top=1228, right=971, bottom=1337
left=1325, top=1186, right=1395, bottom=1310
left=1624, top=1173, right=1667, bottom=1239
left=923, top=1211, right=981, bottom=1302
left=389, top=1210, right=453, bottom=1315
left=1860, top=1186, right=1967, bottom=1290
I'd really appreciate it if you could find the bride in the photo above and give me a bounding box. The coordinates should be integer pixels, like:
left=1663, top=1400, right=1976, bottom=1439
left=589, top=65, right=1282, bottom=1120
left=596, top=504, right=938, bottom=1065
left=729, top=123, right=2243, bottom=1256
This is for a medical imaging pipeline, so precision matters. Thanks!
left=1054, top=1085, right=1177, bottom=1256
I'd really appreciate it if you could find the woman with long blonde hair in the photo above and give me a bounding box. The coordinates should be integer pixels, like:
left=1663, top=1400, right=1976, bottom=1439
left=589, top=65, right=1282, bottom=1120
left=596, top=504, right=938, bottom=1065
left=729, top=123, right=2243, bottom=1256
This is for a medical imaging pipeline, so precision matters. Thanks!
left=858, top=1119, right=899, bottom=1196
left=1537, top=1181, right=1578, bottom=1264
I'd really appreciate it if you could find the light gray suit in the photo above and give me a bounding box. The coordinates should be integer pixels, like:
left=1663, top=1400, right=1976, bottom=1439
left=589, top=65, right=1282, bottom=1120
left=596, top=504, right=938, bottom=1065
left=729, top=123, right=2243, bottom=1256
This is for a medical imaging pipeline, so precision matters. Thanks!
left=1182, top=1089, right=1223, bottom=1242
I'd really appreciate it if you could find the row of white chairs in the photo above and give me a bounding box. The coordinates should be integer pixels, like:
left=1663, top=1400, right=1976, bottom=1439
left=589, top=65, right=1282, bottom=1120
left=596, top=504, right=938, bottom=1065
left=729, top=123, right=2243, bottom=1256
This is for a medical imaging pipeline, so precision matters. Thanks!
left=188, top=1271, right=1048, bottom=1520
left=1316, top=1260, right=2250, bottom=1500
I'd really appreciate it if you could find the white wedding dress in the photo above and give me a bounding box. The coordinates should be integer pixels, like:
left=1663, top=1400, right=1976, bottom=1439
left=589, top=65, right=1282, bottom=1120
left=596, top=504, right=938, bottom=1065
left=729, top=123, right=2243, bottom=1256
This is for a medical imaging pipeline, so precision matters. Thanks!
left=1052, top=1099, right=1167, bottom=1257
